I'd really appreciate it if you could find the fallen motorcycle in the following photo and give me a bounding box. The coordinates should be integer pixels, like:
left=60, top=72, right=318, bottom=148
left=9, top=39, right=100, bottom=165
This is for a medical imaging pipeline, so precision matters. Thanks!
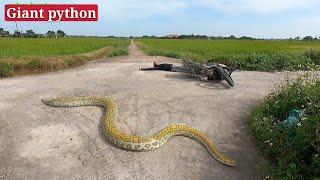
left=141, top=60, right=235, bottom=87
left=182, top=60, right=235, bottom=87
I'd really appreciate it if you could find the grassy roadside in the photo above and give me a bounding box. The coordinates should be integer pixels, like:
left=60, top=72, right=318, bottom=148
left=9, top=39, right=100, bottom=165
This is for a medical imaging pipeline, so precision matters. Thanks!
left=251, top=72, right=320, bottom=179
left=137, top=39, right=320, bottom=71
left=0, top=39, right=129, bottom=78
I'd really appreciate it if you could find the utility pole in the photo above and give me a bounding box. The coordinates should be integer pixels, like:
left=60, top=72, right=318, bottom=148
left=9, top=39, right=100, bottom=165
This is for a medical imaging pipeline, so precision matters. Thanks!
left=15, top=1, right=19, bottom=34
left=15, top=21, right=19, bottom=32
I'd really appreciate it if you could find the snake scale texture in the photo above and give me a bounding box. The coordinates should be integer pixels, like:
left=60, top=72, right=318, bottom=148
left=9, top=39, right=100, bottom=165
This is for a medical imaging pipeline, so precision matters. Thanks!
left=42, top=96, right=236, bottom=167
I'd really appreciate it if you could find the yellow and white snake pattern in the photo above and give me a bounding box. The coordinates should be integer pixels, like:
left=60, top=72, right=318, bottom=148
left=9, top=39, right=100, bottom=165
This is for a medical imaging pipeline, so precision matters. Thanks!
left=42, top=96, right=236, bottom=167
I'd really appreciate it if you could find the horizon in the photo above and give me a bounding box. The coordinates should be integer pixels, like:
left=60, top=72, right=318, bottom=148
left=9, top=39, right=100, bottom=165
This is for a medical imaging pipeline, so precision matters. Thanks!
left=0, top=28, right=317, bottom=40
left=1, top=0, right=320, bottom=38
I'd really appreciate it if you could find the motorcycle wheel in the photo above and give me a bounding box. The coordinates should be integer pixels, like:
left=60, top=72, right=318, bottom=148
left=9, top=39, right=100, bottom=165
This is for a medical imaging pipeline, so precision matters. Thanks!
left=216, top=65, right=235, bottom=87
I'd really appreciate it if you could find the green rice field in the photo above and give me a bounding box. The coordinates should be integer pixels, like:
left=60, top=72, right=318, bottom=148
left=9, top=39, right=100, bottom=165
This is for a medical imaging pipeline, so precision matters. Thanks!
left=137, top=39, right=320, bottom=71
left=0, top=38, right=130, bottom=77
left=0, top=38, right=129, bottom=58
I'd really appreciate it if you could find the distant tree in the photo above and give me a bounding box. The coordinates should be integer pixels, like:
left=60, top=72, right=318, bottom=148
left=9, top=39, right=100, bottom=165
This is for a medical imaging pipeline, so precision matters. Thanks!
left=56, top=30, right=65, bottom=38
left=13, top=30, right=21, bottom=37
left=26, top=30, right=34, bottom=34
left=303, top=36, right=314, bottom=41
left=46, top=30, right=56, bottom=38
left=239, top=36, right=254, bottom=40
left=4, top=31, right=9, bottom=37
left=295, top=36, right=300, bottom=40
left=26, top=30, right=37, bottom=38
left=228, top=35, right=236, bottom=39
left=198, top=35, right=208, bottom=39
left=177, top=34, right=207, bottom=39
left=0, top=28, right=4, bottom=37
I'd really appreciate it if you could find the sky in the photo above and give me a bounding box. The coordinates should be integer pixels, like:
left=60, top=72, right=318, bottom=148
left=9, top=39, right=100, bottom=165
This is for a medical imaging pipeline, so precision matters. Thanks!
left=1, top=0, right=320, bottom=38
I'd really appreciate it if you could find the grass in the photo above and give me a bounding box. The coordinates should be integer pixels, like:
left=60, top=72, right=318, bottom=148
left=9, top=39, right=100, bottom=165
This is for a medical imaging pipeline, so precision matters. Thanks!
left=137, top=39, right=320, bottom=71
left=0, top=38, right=130, bottom=77
left=0, top=38, right=129, bottom=58
left=251, top=72, right=320, bottom=179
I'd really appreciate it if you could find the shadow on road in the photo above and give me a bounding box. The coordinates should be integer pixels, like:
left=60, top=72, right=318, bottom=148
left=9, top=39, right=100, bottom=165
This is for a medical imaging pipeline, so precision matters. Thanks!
left=164, top=73, right=231, bottom=90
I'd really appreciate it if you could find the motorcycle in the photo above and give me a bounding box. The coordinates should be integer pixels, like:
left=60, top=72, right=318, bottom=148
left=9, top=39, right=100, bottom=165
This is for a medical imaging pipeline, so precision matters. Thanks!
left=182, top=60, right=235, bottom=87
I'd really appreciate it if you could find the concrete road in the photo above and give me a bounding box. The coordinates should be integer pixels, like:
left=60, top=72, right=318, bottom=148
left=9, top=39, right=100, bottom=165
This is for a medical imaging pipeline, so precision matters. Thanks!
left=0, top=42, right=283, bottom=179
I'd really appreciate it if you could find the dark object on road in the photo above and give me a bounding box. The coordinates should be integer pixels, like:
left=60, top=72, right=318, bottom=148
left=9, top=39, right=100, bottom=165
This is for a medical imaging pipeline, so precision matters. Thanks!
left=140, top=62, right=176, bottom=71
left=207, top=63, right=235, bottom=87
left=141, top=60, right=236, bottom=87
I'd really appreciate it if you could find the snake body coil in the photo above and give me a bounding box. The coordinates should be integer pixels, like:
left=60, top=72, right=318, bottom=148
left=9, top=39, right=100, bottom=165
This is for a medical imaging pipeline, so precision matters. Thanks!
left=42, top=96, right=236, bottom=167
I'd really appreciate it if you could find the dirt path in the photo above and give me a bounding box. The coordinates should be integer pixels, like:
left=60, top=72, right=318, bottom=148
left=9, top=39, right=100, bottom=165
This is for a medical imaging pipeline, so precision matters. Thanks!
left=0, top=42, right=283, bottom=179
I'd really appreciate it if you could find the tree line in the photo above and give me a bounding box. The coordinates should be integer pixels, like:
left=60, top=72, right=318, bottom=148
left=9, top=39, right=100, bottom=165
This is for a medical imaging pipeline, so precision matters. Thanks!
left=0, top=28, right=319, bottom=40
left=139, top=34, right=320, bottom=41
left=0, top=28, right=66, bottom=38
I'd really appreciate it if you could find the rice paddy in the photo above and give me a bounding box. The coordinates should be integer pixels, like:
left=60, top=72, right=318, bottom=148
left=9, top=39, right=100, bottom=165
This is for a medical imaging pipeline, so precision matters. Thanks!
left=0, top=38, right=130, bottom=77
left=137, top=39, right=320, bottom=71
left=0, top=38, right=129, bottom=58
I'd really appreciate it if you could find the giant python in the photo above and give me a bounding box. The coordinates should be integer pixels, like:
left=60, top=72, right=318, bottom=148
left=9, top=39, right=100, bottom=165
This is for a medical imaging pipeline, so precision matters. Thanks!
left=42, top=96, right=236, bottom=167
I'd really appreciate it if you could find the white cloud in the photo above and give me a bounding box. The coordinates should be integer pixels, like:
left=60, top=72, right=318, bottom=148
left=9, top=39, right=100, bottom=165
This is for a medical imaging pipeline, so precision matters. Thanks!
left=106, top=0, right=188, bottom=20
left=197, top=0, right=318, bottom=14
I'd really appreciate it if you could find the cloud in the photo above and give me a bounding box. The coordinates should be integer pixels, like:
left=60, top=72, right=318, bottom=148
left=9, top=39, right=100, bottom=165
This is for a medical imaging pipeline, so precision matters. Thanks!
left=292, top=15, right=320, bottom=36
left=197, top=0, right=319, bottom=14
left=106, top=0, right=188, bottom=20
